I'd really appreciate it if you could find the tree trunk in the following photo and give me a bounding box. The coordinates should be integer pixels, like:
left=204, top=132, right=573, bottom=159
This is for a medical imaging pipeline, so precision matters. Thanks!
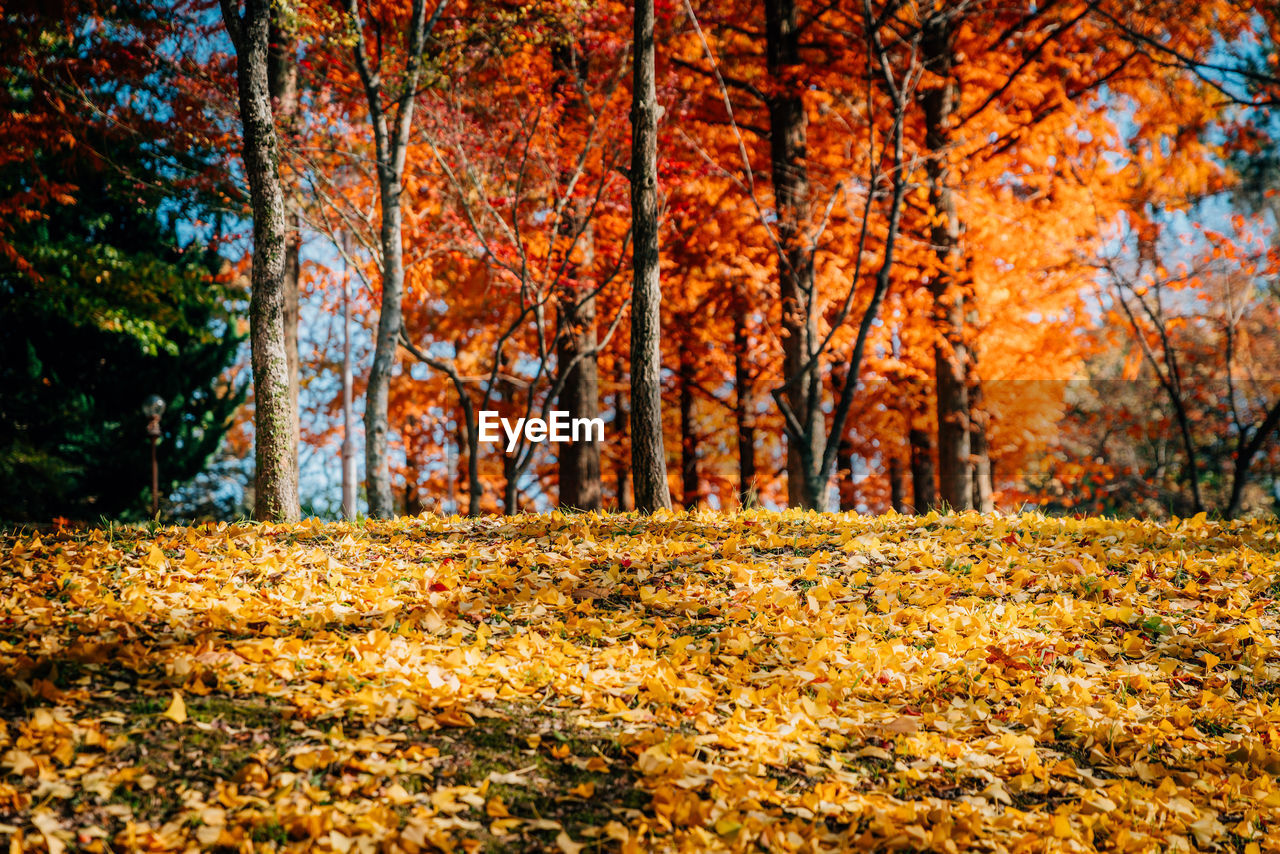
left=837, top=437, right=856, bottom=511
left=220, top=0, right=300, bottom=522
left=350, top=0, right=429, bottom=519
left=889, top=455, right=906, bottom=513
left=922, top=15, right=972, bottom=511
left=678, top=342, right=699, bottom=509
left=1226, top=400, right=1280, bottom=518
left=503, top=450, right=519, bottom=514
left=765, top=0, right=823, bottom=509
left=340, top=242, right=357, bottom=518
left=970, top=380, right=994, bottom=512
left=614, top=388, right=632, bottom=511
left=557, top=290, right=602, bottom=510
left=365, top=188, right=405, bottom=518
left=909, top=401, right=937, bottom=514
left=733, top=297, right=757, bottom=507
left=267, top=13, right=301, bottom=487
left=832, top=363, right=855, bottom=511
left=629, top=0, right=672, bottom=513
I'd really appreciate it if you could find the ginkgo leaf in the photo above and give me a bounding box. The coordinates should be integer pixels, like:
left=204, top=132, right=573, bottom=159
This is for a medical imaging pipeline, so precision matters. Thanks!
left=161, top=691, right=187, bottom=724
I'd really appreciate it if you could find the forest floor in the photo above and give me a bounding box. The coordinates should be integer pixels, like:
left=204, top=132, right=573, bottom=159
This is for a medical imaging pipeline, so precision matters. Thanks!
left=1, top=511, right=1279, bottom=853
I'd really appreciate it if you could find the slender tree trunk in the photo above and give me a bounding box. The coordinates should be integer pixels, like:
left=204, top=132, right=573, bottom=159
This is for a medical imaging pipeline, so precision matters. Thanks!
left=220, top=0, right=299, bottom=522
left=765, top=0, right=822, bottom=509
left=837, top=437, right=856, bottom=511
left=349, top=0, right=430, bottom=518
left=503, top=452, right=519, bottom=514
left=922, top=15, right=972, bottom=511
left=340, top=244, right=357, bottom=518
left=909, top=402, right=937, bottom=513
left=678, top=342, right=699, bottom=508
left=1226, top=400, right=1280, bottom=517
left=832, top=363, right=856, bottom=511
left=366, top=192, right=405, bottom=517
left=629, top=0, right=671, bottom=513
left=889, top=455, right=906, bottom=513
left=614, top=388, right=632, bottom=511
left=459, top=390, right=482, bottom=516
left=733, top=298, right=757, bottom=507
left=970, top=380, right=994, bottom=512
left=557, top=290, right=603, bottom=510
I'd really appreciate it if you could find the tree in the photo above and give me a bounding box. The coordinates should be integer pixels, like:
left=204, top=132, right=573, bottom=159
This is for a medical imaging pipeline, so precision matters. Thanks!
left=0, top=138, right=243, bottom=521
left=341, top=0, right=442, bottom=518
left=220, top=0, right=301, bottom=521
left=630, top=0, right=673, bottom=512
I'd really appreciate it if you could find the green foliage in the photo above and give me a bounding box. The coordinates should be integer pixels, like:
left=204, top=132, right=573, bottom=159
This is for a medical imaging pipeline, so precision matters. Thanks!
left=0, top=143, right=244, bottom=523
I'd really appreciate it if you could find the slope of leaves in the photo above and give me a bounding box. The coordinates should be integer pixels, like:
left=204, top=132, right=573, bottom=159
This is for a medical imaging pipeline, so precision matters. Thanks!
left=2, top=511, right=1279, bottom=852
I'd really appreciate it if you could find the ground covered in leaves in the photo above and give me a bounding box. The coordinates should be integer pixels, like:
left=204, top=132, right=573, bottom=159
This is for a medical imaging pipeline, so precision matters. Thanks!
left=2, top=511, right=1280, bottom=852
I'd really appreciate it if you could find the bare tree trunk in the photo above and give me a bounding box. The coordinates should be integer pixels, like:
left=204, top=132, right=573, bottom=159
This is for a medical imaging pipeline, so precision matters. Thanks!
left=348, top=0, right=432, bottom=518
left=678, top=343, right=699, bottom=508
left=340, top=242, right=357, bottom=518
left=765, top=0, right=822, bottom=509
left=503, top=452, right=519, bottom=514
left=970, top=380, right=994, bottom=512
left=1226, top=400, right=1280, bottom=517
left=922, top=14, right=972, bottom=511
left=629, top=0, right=672, bottom=513
left=557, top=290, right=603, bottom=510
left=837, top=437, right=856, bottom=511
left=832, top=363, right=855, bottom=511
left=614, top=388, right=632, bottom=511
left=220, top=0, right=299, bottom=522
left=733, top=298, right=756, bottom=507
left=909, top=395, right=937, bottom=513
left=889, top=455, right=906, bottom=513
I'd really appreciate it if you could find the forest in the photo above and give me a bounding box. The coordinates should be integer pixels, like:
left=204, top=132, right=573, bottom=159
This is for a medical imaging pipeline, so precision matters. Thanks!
left=6, top=3, right=1280, bottom=851
left=2, top=0, right=1279, bottom=522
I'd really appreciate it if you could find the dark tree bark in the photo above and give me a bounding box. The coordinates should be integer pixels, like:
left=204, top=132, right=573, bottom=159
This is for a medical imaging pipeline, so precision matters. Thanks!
left=348, top=0, right=436, bottom=518
left=398, top=336, right=483, bottom=515
left=629, top=0, right=672, bottom=513
left=614, top=388, right=632, bottom=511
left=765, top=0, right=823, bottom=509
left=922, top=13, right=973, bottom=511
left=267, top=10, right=301, bottom=482
left=837, top=437, right=856, bottom=511
left=1226, top=400, right=1280, bottom=517
left=733, top=296, right=757, bottom=507
left=970, top=379, right=994, bottom=512
left=764, top=0, right=913, bottom=511
left=832, top=363, right=856, bottom=511
left=219, top=0, right=299, bottom=522
left=678, top=343, right=699, bottom=508
left=909, top=391, right=938, bottom=513
left=888, top=454, right=906, bottom=513
left=557, top=290, right=603, bottom=510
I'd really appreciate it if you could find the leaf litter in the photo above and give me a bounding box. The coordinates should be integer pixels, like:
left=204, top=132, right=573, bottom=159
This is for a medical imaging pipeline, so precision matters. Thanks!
left=1, top=509, right=1279, bottom=852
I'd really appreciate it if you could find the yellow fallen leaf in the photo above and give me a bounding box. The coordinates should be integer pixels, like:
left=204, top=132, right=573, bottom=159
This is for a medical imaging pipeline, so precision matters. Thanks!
left=568, top=781, right=595, bottom=798
left=161, top=691, right=186, bottom=724
left=556, top=831, right=585, bottom=854
left=714, top=816, right=743, bottom=835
